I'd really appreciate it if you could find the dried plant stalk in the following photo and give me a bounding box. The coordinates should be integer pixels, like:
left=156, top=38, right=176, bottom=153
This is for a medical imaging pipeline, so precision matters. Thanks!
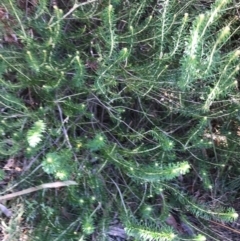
left=0, top=181, right=77, bottom=201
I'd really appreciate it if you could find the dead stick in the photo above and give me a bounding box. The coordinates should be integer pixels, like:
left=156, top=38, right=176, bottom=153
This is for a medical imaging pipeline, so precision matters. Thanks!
left=0, top=180, right=77, bottom=201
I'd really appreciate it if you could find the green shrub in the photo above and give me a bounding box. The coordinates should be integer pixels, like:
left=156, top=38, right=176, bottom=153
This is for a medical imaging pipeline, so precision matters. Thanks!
left=0, top=0, right=239, bottom=240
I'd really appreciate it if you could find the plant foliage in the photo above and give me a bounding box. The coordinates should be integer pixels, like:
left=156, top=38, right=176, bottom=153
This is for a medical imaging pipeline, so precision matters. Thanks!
left=0, top=0, right=239, bottom=240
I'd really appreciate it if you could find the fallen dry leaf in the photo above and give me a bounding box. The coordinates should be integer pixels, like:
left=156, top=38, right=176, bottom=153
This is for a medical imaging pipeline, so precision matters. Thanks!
left=165, top=214, right=179, bottom=231
left=4, top=32, right=18, bottom=43
left=0, top=203, right=12, bottom=217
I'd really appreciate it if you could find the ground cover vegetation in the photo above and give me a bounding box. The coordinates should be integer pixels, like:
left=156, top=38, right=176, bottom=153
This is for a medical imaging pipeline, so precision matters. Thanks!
left=0, top=0, right=240, bottom=240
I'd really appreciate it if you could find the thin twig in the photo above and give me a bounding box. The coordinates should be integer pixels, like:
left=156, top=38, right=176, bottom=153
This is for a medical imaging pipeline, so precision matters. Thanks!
left=48, top=0, right=98, bottom=28
left=56, top=103, right=72, bottom=149
left=0, top=181, right=77, bottom=201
